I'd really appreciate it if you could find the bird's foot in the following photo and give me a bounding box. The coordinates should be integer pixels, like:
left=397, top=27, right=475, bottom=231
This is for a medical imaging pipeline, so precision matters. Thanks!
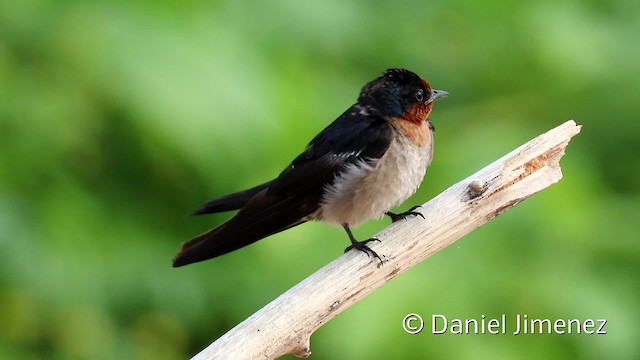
left=386, top=206, right=425, bottom=223
left=344, top=238, right=383, bottom=265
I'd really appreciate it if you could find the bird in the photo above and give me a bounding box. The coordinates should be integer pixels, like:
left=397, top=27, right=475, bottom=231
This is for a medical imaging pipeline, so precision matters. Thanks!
left=172, top=68, right=448, bottom=267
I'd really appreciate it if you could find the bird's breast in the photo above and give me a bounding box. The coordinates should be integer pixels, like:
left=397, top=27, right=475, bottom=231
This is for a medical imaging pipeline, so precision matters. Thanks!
left=319, top=121, right=434, bottom=227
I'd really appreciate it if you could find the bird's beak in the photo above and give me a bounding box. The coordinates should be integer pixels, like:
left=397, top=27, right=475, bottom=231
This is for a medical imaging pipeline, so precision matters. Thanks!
left=425, top=89, right=449, bottom=104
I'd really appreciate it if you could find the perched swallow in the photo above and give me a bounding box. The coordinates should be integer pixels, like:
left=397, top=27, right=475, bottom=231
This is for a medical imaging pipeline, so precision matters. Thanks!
left=173, top=68, right=448, bottom=267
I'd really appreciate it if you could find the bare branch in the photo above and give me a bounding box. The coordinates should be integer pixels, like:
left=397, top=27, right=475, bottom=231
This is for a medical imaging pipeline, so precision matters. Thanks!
left=192, top=120, right=582, bottom=359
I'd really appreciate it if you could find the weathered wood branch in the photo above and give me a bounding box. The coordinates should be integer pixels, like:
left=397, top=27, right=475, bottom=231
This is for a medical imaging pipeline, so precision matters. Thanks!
left=192, top=120, right=582, bottom=360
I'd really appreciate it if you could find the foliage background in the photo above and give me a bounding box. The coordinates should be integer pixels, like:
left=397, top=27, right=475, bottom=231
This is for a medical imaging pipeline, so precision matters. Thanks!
left=1, top=0, right=639, bottom=359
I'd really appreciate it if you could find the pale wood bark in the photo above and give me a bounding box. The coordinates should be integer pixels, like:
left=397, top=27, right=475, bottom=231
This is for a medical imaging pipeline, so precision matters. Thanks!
left=192, top=120, right=582, bottom=359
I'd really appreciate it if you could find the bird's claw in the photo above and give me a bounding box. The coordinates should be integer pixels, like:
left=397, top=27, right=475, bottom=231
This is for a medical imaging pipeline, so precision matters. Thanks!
left=386, top=206, right=425, bottom=223
left=344, top=238, right=383, bottom=265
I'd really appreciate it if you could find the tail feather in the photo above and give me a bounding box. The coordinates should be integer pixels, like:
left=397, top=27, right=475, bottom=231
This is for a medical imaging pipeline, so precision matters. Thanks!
left=172, top=224, right=229, bottom=267
left=192, top=181, right=273, bottom=215
left=173, top=190, right=317, bottom=267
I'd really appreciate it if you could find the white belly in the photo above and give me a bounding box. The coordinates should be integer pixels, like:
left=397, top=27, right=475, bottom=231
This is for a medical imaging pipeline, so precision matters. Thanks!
left=319, top=132, right=433, bottom=227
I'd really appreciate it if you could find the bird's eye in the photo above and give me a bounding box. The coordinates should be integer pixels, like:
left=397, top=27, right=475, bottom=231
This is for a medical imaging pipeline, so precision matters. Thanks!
left=415, top=90, right=424, bottom=102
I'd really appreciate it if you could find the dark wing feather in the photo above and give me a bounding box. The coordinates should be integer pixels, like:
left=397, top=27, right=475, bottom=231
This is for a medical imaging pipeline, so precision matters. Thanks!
left=173, top=106, right=393, bottom=266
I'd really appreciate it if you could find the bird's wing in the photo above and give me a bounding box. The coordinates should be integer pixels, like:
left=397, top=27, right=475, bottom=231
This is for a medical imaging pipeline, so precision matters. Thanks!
left=173, top=107, right=393, bottom=266
left=269, top=106, right=393, bottom=197
left=192, top=106, right=393, bottom=214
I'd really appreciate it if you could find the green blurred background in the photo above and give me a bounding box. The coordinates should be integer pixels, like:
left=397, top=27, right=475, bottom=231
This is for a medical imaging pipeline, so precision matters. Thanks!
left=1, top=0, right=639, bottom=359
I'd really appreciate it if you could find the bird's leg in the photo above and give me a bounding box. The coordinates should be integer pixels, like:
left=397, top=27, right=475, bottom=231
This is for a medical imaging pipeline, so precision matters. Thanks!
left=342, top=224, right=383, bottom=265
left=386, top=205, right=425, bottom=223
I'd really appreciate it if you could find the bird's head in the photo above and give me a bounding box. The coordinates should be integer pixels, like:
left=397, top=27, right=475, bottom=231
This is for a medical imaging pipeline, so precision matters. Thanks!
left=358, top=68, right=448, bottom=123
